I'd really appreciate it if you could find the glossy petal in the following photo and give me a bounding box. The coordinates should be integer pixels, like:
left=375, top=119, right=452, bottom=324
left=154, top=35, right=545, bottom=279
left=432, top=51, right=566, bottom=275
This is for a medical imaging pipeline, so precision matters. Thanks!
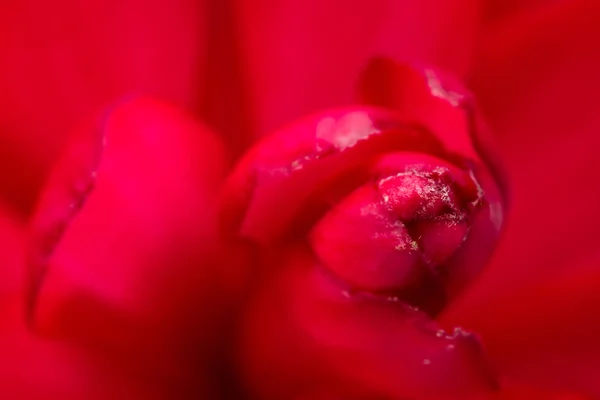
left=235, top=0, right=481, bottom=137
left=27, top=98, right=228, bottom=396
left=0, top=0, right=208, bottom=214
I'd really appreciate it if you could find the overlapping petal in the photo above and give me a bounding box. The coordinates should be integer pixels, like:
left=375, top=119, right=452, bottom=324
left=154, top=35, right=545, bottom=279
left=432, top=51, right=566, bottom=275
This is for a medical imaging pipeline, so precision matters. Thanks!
left=26, top=98, right=229, bottom=397
left=0, top=0, right=208, bottom=214
left=221, top=88, right=505, bottom=397
left=450, top=0, right=600, bottom=394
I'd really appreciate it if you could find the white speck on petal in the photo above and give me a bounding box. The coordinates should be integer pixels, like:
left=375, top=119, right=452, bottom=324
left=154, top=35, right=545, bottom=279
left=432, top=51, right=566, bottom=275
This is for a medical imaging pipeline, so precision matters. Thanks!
left=316, top=112, right=379, bottom=151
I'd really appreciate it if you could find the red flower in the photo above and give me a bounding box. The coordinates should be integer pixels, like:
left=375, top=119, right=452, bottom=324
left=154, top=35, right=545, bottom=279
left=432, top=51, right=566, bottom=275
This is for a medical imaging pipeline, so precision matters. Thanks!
left=0, top=0, right=599, bottom=399
left=219, top=64, right=506, bottom=397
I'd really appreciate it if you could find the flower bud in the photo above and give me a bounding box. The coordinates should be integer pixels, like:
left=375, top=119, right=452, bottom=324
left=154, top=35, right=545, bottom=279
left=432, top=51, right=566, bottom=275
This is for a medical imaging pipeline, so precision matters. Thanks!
left=220, top=61, right=507, bottom=398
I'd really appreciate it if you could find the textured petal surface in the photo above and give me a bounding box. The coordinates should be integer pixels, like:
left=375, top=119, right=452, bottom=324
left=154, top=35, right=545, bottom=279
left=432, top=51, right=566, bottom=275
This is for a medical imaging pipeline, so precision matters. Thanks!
left=222, top=102, right=506, bottom=398
left=0, top=303, right=189, bottom=399
left=0, top=0, right=208, bottom=214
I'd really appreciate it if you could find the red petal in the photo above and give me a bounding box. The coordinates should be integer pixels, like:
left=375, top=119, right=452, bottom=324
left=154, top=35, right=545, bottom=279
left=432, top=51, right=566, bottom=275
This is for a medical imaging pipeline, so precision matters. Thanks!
left=27, top=98, right=228, bottom=395
left=483, top=0, right=559, bottom=24
left=235, top=0, right=481, bottom=136
left=464, top=0, right=600, bottom=319
left=224, top=105, right=506, bottom=397
left=444, top=263, right=600, bottom=396
left=0, top=203, right=24, bottom=300
left=0, top=298, right=223, bottom=399
left=310, top=184, right=427, bottom=292
left=0, top=190, right=214, bottom=397
left=0, top=0, right=208, bottom=214
left=239, top=246, right=499, bottom=399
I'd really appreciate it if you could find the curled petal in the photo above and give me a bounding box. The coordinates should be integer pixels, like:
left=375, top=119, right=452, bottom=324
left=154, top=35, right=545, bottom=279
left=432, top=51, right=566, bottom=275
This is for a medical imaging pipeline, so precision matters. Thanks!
left=221, top=62, right=507, bottom=397
left=27, top=97, right=228, bottom=395
left=0, top=0, right=209, bottom=214
left=239, top=246, right=499, bottom=399
left=358, top=56, right=508, bottom=202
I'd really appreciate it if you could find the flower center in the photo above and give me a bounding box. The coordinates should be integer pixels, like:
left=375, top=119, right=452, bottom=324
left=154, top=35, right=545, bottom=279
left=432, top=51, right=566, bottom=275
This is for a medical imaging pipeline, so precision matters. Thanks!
left=310, top=156, right=480, bottom=316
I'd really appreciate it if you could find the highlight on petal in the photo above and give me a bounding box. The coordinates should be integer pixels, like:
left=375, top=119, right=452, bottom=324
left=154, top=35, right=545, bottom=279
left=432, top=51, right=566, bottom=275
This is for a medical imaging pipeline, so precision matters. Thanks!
left=235, top=0, right=481, bottom=137
left=358, top=56, right=508, bottom=203
left=0, top=0, right=208, bottom=214
left=219, top=69, right=507, bottom=397
left=27, top=97, right=228, bottom=396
